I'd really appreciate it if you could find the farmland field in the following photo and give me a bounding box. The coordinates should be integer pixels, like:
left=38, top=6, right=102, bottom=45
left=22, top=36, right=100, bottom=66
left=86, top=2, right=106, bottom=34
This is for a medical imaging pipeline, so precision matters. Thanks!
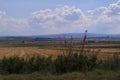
left=0, top=38, right=120, bottom=80
left=0, top=38, right=120, bottom=59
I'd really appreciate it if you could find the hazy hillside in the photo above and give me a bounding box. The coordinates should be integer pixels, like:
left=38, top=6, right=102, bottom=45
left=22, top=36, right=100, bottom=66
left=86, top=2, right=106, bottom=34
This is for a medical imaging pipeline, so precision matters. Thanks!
left=0, top=33, right=120, bottom=39
left=35, top=33, right=120, bottom=38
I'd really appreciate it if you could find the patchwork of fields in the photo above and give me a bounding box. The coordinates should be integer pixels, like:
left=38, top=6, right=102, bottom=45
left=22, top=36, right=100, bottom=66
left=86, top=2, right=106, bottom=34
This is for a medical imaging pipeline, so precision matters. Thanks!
left=0, top=38, right=120, bottom=59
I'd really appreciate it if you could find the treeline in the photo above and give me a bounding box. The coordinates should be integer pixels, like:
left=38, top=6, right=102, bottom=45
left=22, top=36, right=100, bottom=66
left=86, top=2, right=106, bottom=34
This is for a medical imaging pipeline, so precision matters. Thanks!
left=0, top=52, right=120, bottom=74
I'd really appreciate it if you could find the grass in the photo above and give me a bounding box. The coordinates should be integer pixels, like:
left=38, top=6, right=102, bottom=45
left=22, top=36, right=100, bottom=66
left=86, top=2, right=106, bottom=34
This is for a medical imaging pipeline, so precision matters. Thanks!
left=0, top=70, right=120, bottom=80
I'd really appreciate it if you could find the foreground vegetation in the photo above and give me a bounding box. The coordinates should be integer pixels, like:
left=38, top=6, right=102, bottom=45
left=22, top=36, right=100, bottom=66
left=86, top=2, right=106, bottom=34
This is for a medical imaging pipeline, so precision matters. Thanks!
left=0, top=70, right=120, bottom=80
left=0, top=46, right=119, bottom=80
left=0, top=53, right=98, bottom=74
left=0, top=52, right=120, bottom=74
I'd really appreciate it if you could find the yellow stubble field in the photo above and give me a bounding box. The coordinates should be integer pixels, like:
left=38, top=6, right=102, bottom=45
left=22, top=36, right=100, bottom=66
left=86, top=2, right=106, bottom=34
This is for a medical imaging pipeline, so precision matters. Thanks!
left=0, top=47, right=63, bottom=59
left=0, top=38, right=120, bottom=59
left=0, top=46, right=120, bottom=59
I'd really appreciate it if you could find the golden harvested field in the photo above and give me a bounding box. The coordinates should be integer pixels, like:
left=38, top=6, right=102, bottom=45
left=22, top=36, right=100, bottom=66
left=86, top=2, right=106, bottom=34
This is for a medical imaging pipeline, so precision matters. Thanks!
left=0, top=38, right=120, bottom=59
left=0, top=47, right=63, bottom=59
left=0, top=46, right=119, bottom=59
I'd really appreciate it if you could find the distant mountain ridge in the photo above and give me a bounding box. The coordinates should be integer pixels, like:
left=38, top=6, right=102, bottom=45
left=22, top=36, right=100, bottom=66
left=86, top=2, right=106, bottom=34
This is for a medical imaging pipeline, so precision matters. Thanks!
left=36, top=33, right=120, bottom=38
left=0, top=33, right=120, bottom=39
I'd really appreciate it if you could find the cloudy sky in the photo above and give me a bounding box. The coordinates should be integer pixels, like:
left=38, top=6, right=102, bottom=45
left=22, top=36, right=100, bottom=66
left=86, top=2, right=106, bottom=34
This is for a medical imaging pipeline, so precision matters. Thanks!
left=0, top=0, right=120, bottom=36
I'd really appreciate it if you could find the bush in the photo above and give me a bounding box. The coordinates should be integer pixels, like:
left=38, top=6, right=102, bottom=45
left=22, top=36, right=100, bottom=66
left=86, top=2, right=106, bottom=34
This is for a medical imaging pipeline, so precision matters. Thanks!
left=0, top=53, right=98, bottom=74
left=99, top=53, right=120, bottom=70
left=0, top=57, right=26, bottom=74
left=54, top=53, right=98, bottom=73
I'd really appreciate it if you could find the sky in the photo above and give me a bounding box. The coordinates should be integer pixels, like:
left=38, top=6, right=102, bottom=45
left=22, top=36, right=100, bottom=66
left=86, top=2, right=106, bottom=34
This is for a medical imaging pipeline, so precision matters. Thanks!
left=0, top=0, right=120, bottom=36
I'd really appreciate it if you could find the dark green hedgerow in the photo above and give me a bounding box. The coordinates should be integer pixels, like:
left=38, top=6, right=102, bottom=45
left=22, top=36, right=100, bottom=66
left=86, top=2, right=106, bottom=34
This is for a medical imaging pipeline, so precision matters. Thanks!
left=0, top=52, right=120, bottom=74
left=0, top=53, right=98, bottom=74
left=54, top=53, right=98, bottom=73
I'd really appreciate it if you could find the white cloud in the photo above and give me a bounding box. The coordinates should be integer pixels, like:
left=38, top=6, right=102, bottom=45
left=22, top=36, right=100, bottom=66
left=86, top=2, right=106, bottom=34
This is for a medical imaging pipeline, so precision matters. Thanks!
left=29, top=6, right=89, bottom=34
left=0, top=11, right=34, bottom=36
left=87, top=7, right=107, bottom=19
left=87, top=0, right=120, bottom=34
left=104, top=0, right=120, bottom=16
left=0, top=0, right=120, bottom=36
left=0, top=11, right=6, bottom=18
